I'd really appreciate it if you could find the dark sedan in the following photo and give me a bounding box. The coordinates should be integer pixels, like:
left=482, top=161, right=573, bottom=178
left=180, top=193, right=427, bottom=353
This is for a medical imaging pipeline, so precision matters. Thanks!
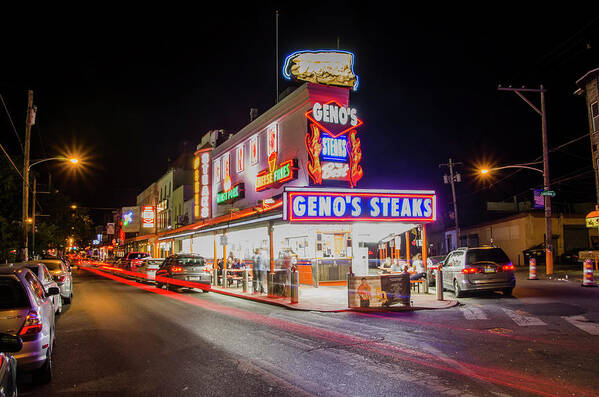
left=155, top=255, right=211, bottom=292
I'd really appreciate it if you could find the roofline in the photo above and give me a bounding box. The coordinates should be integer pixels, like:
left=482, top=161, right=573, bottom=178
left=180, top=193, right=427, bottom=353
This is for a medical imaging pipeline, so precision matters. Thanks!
left=576, top=67, right=599, bottom=87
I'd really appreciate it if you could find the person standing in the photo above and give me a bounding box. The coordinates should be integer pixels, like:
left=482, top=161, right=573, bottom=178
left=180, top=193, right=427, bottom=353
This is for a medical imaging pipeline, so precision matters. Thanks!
left=252, top=248, right=266, bottom=294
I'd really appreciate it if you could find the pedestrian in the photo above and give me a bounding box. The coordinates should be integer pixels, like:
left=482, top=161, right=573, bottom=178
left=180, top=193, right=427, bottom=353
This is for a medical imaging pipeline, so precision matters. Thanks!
left=252, top=248, right=266, bottom=294
left=410, top=253, right=426, bottom=280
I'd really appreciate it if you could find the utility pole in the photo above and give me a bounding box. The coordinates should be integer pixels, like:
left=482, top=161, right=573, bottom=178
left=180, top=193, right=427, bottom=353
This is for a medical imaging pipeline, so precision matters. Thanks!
left=275, top=10, right=279, bottom=104
left=440, top=159, right=462, bottom=250
left=22, top=90, right=34, bottom=261
left=498, top=85, right=553, bottom=274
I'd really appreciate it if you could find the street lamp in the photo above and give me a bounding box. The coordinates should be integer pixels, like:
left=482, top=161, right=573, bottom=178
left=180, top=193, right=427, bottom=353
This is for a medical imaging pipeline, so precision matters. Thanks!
left=479, top=161, right=555, bottom=274
left=23, top=156, right=80, bottom=260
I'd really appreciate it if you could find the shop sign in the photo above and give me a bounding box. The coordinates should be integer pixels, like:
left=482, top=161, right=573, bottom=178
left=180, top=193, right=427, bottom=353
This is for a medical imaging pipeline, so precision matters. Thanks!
left=141, top=206, right=155, bottom=228
left=121, top=206, right=141, bottom=233
left=256, top=152, right=298, bottom=191
left=586, top=210, right=599, bottom=228
left=106, top=223, right=115, bottom=235
left=306, top=100, right=363, bottom=187
left=282, top=50, right=359, bottom=91
left=283, top=188, right=436, bottom=223
left=194, top=150, right=211, bottom=219
left=217, top=176, right=245, bottom=205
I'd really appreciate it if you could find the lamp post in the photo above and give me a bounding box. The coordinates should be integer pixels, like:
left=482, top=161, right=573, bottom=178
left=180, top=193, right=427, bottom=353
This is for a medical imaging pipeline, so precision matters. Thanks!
left=480, top=162, right=556, bottom=274
left=23, top=156, right=79, bottom=260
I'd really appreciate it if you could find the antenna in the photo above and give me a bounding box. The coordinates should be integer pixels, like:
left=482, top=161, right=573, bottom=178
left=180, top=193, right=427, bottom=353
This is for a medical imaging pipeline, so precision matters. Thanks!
left=275, top=10, right=279, bottom=104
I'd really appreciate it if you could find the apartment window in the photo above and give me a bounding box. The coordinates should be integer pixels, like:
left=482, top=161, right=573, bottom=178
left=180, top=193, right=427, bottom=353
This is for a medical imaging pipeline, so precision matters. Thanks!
left=267, top=123, right=278, bottom=157
left=250, top=136, right=258, bottom=165
left=222, top=153, right=230, bottom=178
left=236, top=145, right=245, bottom=173
left=214, top=158, right=221, bottom=182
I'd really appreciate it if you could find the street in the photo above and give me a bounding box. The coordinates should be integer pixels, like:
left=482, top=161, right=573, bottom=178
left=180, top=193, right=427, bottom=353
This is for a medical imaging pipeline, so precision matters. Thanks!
left=18, top=267, right=599, bottom=396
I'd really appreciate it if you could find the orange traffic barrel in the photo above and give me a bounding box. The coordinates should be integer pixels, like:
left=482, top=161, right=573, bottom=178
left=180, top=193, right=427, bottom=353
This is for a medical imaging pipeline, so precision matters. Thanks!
left=582, top=259, right=597, bottom=287
left=528, top=258, right=538, bottom=280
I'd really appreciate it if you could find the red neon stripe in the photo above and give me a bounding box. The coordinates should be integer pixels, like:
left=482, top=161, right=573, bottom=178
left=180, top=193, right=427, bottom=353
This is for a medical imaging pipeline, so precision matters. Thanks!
left=83, top=266, right=594, bottom=397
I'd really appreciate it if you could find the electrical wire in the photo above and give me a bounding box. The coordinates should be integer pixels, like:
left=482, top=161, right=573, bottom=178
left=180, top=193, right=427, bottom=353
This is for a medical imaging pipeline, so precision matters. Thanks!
left=0, top=93, right=24, bottom=153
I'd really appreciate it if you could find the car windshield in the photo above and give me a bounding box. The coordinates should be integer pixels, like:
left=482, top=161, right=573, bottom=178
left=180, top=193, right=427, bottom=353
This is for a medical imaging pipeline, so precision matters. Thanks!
left=0, top=277, right=30, bottom=309
left=177, top=257, right=205, bottom=266
left=128, top=253, right=148, bottom=260
left=40, top=260, right=63, bottom=271
left=148, top=260, right=163, bottom=265
left=466, top=248, right=510, bottom=264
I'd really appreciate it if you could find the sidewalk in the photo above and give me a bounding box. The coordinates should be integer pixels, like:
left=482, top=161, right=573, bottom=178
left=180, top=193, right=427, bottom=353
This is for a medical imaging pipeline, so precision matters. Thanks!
left=210, top=283, right=458, bottom=312
left=515, top=265, right=599, bottom=285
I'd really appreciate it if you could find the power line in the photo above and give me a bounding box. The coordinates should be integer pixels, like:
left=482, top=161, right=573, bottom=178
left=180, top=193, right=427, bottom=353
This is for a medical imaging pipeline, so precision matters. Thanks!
left=0, top=141, right=24, bottom=182
left=0, top=93, right=23, bottom=153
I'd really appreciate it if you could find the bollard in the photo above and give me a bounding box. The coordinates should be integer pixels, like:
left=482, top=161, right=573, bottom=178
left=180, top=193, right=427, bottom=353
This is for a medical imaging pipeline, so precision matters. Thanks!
left=582, top=259, right=597, bottom=287
left=435, top=268, right=443, bottom=301
left=528, top=258, right=538, bottom=280
left=290, top=269, right=299, bottom=304
left=242, top=268, right=248, bottom=293
left=267, top=272, right=275, bottom=297
left=213, top=265, right=218, bottom=286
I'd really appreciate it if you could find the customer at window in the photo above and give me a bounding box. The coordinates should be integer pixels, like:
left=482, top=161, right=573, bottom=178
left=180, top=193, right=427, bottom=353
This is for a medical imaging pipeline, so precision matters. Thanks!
left=252, top=248, right=266, bottom=294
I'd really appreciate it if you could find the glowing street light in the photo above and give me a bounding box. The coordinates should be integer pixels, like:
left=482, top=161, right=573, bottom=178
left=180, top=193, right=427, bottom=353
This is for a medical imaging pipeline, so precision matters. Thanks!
left=479, top=162, right=543, bottom=175
left=71, top=204, right=78, bottom=209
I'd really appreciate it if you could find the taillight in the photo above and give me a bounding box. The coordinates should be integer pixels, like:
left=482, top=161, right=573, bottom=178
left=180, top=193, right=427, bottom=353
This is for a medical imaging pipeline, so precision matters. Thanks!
left=56, top=275, right=66, bottom=283
left=502, top=264, right=515, bottom=271
left=462, top=268, right=478, bottom=274
left=19, top=311, right=42, bottom=336
left=171, top=266, right=183, bottom=273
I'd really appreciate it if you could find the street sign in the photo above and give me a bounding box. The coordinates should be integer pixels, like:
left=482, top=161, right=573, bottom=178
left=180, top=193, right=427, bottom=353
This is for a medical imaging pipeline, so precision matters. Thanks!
left=540, top=190, right=556, bottom=197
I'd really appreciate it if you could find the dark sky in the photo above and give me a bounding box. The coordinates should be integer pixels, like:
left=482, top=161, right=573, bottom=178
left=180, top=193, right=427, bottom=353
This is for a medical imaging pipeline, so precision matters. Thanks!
left=1, top=5, right=598, bottom=225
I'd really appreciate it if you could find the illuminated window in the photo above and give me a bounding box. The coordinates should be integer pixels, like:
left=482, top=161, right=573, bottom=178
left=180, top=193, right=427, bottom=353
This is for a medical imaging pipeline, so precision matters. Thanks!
left=249, top=136, right=258, bottom=165
left=236, top=145, right=245, bottom=173
left=214, top=158, right=221, bottom=182
left=267, top=123, right=278, bottom=157
left=223, top=153, right=230, bottom=178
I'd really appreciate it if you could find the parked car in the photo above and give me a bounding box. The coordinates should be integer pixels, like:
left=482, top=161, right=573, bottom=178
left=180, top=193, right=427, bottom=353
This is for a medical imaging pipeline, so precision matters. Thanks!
left=427, top=255, right=447, bottom=286
left=441, top=246, right=515, bottom=297
left=134, top=258, right=163, bottom=283
left=0, top=333, right=22, bottom=396
left=156, top=254, right=211, bottom=292
left=39, top=259, right=73, bottom=304
left=121, top=252, right=150, bottom=271
left=0, top=266, right=58, bottom=384
left=522, top=243, right=546, bottom=265
left=20, top=262, right=63, bottom=315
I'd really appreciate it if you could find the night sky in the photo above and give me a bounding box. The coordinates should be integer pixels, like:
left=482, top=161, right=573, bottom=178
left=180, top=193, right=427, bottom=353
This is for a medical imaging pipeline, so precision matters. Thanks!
left=1, top=5, right=598, bottom=226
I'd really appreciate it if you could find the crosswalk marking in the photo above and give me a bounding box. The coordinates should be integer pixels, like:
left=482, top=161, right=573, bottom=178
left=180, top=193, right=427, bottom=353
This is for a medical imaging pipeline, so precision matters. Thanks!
left=460, top=306, right=488, bottom=320
left=563, top=315, right=599, bottom=335
left=502, top=308, right=546, bottom=326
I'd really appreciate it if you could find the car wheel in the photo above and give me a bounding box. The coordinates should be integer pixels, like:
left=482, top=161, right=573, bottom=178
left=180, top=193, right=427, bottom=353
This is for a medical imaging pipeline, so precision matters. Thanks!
left=32, top=344, right=52, bottom=384
left=454, top=280, right=464, bottom=298
left=156, top=283, right=164, bottom=289
left=503, top=288, right=513, bottom=297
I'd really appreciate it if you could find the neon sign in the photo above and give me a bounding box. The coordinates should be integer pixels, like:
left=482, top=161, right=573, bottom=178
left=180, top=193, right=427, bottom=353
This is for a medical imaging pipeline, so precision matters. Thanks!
left=267, top=124, right=278, bottom=157
left=256, top=152, right=298, bottom=191
left=217, top=177, right=244, bottom=205
left=282, top=50, right=359, bottom=91
left=141, top=206, right=155, bottom=228
left=122, top=210, right=134, bottom=227
left=250, top=136, right=258, bottom=165
left=306, top=101, right=363, bottom=187
left=194, top=150, right=211, bottom=219
left=283, top=188, right=436, bottom=223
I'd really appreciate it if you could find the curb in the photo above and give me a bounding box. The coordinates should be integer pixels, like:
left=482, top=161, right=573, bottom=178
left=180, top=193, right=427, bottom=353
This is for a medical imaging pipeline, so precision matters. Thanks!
left=85, top=265, right=459, bottom=313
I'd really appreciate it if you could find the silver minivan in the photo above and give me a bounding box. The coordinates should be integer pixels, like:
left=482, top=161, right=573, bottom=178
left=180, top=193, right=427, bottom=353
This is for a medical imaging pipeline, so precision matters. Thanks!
left=442, top=246, right=516, bottom=297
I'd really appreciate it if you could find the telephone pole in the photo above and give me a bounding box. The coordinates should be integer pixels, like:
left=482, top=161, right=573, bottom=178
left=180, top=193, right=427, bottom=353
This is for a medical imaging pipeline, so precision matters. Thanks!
left=440, top=159, right=462, bottom=249
left=22, top=90, right=34, bottom=261
left=498, top=85, right=553, bottom=274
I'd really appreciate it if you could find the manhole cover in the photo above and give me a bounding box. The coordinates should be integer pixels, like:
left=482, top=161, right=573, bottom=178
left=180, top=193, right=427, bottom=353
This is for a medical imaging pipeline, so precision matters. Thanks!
left=507, top=303, right=585, bottom=316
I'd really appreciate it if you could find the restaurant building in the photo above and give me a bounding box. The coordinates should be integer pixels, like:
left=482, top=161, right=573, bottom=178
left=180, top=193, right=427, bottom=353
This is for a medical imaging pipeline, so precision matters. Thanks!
left=147, top=50, right=438, bottom=302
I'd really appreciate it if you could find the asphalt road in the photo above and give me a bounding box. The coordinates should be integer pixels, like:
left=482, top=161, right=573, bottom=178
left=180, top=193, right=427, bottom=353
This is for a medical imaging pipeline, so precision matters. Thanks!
left=19, top=268, right=599, bottom=396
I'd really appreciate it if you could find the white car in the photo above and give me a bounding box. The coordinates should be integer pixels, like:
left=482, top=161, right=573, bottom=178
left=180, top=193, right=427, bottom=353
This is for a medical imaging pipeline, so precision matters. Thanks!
left=22, top=262, right=63, bottom=315
left=135, top=258, right=164, bottom=283
left=39, top=259, right=73, bottom=304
